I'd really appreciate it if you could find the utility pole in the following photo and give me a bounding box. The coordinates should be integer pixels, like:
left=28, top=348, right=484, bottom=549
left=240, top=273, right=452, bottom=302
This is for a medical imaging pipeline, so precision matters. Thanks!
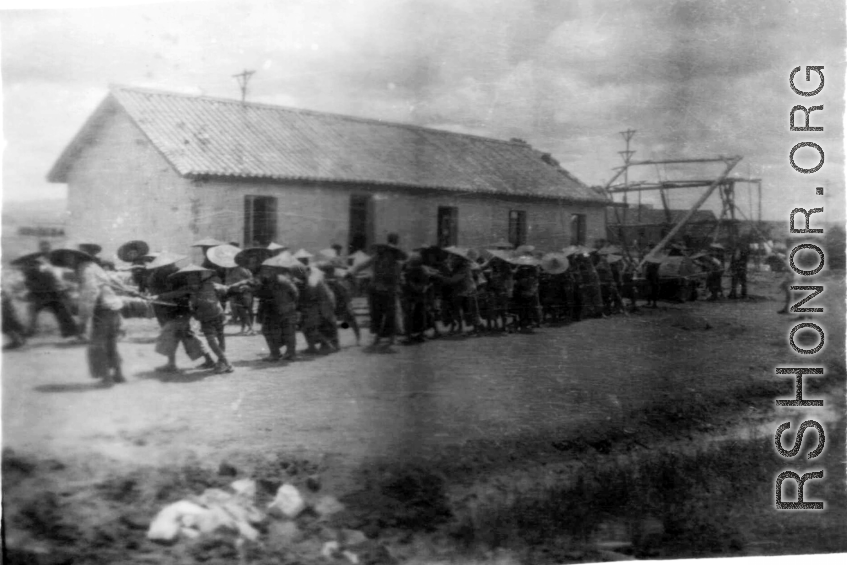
left=233, top=69, right=256, bottom=103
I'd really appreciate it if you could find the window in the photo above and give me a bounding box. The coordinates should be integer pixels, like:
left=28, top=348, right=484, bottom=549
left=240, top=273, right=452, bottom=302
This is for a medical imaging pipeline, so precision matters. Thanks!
left=437, top=206, right=458, bottom=247
left=348, top=194, right=373, bottom=253
left=244, top=195, right=277, bottom=247
left=508, top=210, right=527, bottom=247
left=570, top=213, right=586, bottom=245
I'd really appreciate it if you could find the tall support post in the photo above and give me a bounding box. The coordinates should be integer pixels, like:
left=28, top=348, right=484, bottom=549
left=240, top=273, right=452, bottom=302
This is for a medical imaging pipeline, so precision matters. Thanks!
left=638, top=157, right=742, bottom=269
left=727, top=180, right=738, bottom=251
left=619, top=129, right=636, bottom=247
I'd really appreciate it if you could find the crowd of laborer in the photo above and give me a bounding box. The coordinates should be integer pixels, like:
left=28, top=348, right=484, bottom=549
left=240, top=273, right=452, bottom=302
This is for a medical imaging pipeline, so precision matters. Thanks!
left=3, top=233, right=744, bottom=386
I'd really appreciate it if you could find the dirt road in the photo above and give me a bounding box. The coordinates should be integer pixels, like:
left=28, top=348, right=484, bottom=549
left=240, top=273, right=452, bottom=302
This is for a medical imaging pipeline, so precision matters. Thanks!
left=6, top=271, right=837, bottom=470
left=3, top=271, right=845, bottom=564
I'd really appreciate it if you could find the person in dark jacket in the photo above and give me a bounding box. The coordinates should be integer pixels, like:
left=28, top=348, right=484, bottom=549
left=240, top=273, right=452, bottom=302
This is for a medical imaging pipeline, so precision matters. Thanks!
left=644, top=256, right=662, bottom=308
left=513, top=264, right=540, bottom=332
left=146, top=254, right=216, bottom=373
left=350, top=233, right=407, bottom=347
left=14, top=253, right=81, bottom=339
left=401, top=253, right=435, bottom=342
left=319, top=262, right=361, bottom=346
left=225, top=264, right=256, bottom=335
left=482, top=255, right=513, bottom=331
left=728, top=245, right=749, bottom=299
left=300, top=267, right=339, bottom=354
left=442, top=247, right=484, bottom=335
left=155, top=265, right=233, bottom=374
left=252, top=256, right=300, bottom=361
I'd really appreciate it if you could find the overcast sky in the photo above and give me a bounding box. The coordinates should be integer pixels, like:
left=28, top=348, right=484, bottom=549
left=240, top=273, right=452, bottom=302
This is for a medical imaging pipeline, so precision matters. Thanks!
left=1, top=0, right=845, bottom=221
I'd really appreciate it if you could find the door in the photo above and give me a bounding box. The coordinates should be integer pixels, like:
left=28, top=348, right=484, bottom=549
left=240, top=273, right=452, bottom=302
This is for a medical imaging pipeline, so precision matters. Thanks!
left=437, top=206, right=458, bottom=247
left=508, top=210, right=527, bottom=247
left=570, top=213, right=586, bottom=245
left=348, top=194, right=373, bottom=253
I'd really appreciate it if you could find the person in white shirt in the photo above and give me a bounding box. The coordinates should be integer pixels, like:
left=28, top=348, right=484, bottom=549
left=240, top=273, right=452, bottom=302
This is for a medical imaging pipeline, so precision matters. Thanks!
left=52, top=248, right=127, bottom=385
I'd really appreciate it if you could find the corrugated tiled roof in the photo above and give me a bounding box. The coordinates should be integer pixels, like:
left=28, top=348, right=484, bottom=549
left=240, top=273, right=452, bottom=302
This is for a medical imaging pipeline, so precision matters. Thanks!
left=49, top=85, right=606, bottom=203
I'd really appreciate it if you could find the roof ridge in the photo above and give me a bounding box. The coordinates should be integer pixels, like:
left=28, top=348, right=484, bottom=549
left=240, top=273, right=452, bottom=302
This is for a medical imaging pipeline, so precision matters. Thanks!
left=108, top=83, right=524, bottom=147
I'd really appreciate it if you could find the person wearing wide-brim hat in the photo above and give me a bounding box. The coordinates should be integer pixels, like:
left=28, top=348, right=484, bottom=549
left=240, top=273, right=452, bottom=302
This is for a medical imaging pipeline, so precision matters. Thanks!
left=144, top=253, right=215, bottom=373
left=206, top=244, right=241, bottom=270
left=443, top=246, right=472, bottom=261
left=190, top=238, right=227, bottom=282
left=597, top=244, right=622, bottom=256
left=595, top=252, right=626, bottom=315
left=483, top=249, right=513, bottom=264
left=511, top=254, right=543, bottom=331
left=191, top=237, right=226, bottom=248
left=400, top=252, right=438, bottom=343
left=235, top=247, right=273, bottom=274
left=52, top=248, right=129, bottom=384
left=513, top=244, right=536, bottom=257
left=441, top=246, right=484, bottom=335
left=317, top=247, right=347, bottom=270
left=212, top=246, right=256, bottom=335
left=297, top=263, right=340, bottom=355
left=692, top=252, right=724, bottom=302
left=316, top=259, right=361, bottom=346
left=117, top=240, right=152, bottom=291
left=144, top=252, right=189, bottom=316
left=562, top=244, right=591, bottom=258
left=155, top=265, right=233, bottom=374
left=252, top=255, right=301, bottom=361
left=267, top=241, right=289, bottom=257
left=349, top=233, right=407, bottom=346
left=293, top=248, right=314, bottom=266
left=117, top=240, right=150, bottom=263
left=203, top=243, right=240, bottom=321
left=262, top=252, right=309, bottom=280
left=77, top=243, right=103, bottom=261
left=537, top=253, right=567, bottom=324
left=487, top=238, right=514, bottom=250
left=317, top=247, right=338, bottom=260
left=540, top=253, right=569, bottom=275
left=11, top=251, right=49, bottom=267
left=12, top=250, right=81, bottom=340
left=571, top=251, right=605, bottom=319
left=480, top=250, right=514, bottom=331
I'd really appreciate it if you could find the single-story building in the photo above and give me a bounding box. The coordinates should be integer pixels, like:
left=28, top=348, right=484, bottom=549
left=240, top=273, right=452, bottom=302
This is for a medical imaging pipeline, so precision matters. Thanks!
left=48, top=85, right=609, bottom=261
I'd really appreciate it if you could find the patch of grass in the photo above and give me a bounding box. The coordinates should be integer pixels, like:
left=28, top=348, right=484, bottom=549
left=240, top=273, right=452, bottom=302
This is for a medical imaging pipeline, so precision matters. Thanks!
left=453, top=414, right=847, bottom=562
left=339, top=464, right=453, bottom=533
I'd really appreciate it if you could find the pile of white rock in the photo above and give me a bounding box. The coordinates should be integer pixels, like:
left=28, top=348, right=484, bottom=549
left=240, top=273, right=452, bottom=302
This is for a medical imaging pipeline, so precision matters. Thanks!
left=146, top=478, right=356, bottom=560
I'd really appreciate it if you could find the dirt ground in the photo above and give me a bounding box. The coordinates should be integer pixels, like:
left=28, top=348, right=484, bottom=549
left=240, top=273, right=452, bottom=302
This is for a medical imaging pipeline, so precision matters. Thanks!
left=3, top=270, right=845, bottom=564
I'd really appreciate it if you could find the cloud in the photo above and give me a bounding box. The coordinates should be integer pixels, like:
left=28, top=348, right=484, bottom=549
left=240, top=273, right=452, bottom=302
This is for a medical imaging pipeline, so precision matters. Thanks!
left=1, top=0, right=844, bottom=220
